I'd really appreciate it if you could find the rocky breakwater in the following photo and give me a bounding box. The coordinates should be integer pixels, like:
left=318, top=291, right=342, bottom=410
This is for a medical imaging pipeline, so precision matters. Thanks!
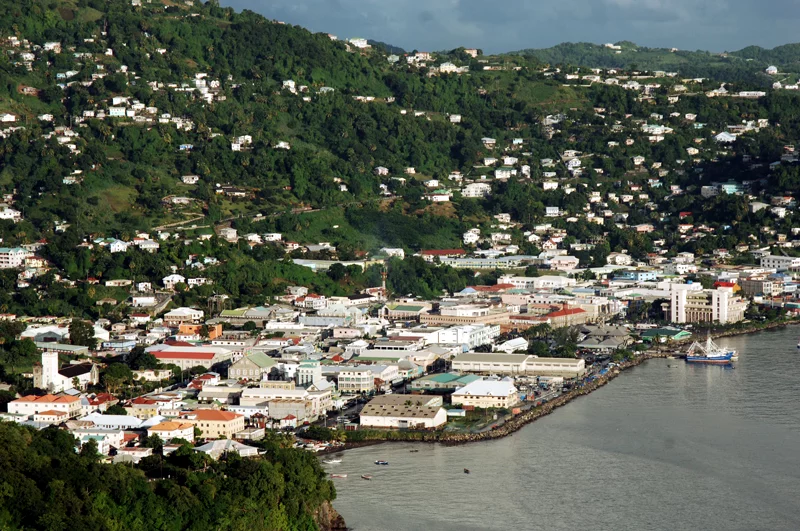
left=439, top=354, right=649, bottom=445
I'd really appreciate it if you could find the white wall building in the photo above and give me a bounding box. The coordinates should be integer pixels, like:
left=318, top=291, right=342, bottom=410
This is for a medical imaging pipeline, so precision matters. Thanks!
left=451, top=378, right=519, bottom=409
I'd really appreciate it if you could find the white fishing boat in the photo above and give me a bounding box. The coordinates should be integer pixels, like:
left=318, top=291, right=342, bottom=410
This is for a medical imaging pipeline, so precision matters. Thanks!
left=323, top=458, right=342, bottom=464
left=686, top=334, right=736, bottom=364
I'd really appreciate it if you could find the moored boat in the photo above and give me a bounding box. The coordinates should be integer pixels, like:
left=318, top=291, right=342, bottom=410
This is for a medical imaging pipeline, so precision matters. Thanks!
left=361, top=474, right=373, bottom=480
left=375, top=460, right=389, bottom=465
left=685, top=335, right=736, bottom=364
left=330, top=474, right=347, bottom=479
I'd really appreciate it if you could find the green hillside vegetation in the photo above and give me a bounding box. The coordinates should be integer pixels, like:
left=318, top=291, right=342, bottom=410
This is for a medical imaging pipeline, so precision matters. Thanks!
left=0, top=0, right=797, bottom=312
left=507, top=41, right=800, bottom=84
left=0, top=422, right=337, bottom=530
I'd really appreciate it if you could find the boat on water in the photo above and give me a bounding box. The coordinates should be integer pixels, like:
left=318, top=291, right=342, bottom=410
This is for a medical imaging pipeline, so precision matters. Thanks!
left=330, top=474, right=347, bottom=479
left=361, top=474, right=373, bottom=480
left=409, top=450, right=419, bottom=453
left=463, top=468, right=470, bottom=474
left=685, top=335, right=737, bottom=364
left=796, top=339, right=800, bottom=349
left=323, top=458, right=342, bottom=464
left=375, top=460, right=389, bottom=466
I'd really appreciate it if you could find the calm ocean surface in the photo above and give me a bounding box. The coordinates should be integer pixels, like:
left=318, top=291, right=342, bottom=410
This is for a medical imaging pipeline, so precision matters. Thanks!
left=330, top=326, right=800, bottom=531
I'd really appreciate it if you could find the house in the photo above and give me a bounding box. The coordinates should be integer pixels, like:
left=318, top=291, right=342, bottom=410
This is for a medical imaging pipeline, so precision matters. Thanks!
left=219, top=227, right=238, bottom=241
left=180, top=410, right=245, bottom=439
left=451, top=378, right=519, bottom=409
left=163, top=307, right=204, bottom=324
left=162, top=274, right=186, bottom=290
left=380, top=247, right=405, bottom=259
left=228, top=352, right=276, bottom=381
left=108, top=240, right=129, bottom=253
left=147, top=421, right=195, bottom=442
left=607, top=252, right=633, bottom=266
left=194, top=439, right=259, bottom=459
left=181, top=175, right=200, bottom=185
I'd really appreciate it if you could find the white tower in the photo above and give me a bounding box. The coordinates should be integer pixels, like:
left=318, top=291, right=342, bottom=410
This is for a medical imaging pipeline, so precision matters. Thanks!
left=40, top=351, right=59, bottom=392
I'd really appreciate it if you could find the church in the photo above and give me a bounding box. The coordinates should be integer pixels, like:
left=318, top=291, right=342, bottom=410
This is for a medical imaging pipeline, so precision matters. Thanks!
left=32, top=351, right=99, bottom=393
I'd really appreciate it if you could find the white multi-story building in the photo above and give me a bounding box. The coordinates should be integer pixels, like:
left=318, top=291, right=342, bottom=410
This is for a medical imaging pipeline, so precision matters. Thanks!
left=436, top=324, right=501, bottom=349
left=7, top=394, right=81, bottom=418
left=296, top=360, right=323, bottom=387
left=338, top=369, right=376, bottom=393
left=669, top=284, right=748, bottom=324
left=0, top=247, right=31, bottom=268
left=451, top=378, right=519, bottom=409
left=462, top=182, right=492, bottom=198
left=760, top=255, right=800, bottom=272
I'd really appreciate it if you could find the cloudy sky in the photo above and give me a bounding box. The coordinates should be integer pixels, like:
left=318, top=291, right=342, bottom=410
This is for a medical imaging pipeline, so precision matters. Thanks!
left=222, top=0, right=796, bottom=54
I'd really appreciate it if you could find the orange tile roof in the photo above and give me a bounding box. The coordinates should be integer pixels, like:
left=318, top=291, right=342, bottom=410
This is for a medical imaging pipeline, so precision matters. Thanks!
left=15, top=394, right=79, bottom=403
left=36, top=410, right=68, bottom=416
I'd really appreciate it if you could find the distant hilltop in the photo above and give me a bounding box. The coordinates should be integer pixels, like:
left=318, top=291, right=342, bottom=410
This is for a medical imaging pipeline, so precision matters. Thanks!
left=504, top=41, right=800, bottom=75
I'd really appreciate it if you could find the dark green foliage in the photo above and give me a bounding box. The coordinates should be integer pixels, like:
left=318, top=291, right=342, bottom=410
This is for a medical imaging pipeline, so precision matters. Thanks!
left=0, top=422, right=335, bottom=530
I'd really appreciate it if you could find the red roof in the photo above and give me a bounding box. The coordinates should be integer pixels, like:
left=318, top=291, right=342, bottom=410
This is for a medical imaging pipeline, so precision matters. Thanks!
left=164, top=340, right=194, bottom=347
left=330, top=355, right=344, bottom=362
left=131, top=397, right=157, bottom=405
left=89, top=393, right=116, bottom=405
left=152, top=352, right=216, bottom=360
left=714, top=281, right=736, bottom=288
left=420, top=249, right=466, bottom=256
left=283, top=415, right=297, bottom=420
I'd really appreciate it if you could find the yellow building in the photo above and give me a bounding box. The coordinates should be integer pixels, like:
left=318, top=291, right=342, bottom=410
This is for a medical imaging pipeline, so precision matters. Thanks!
left=181, top=410, right=245, bottom=439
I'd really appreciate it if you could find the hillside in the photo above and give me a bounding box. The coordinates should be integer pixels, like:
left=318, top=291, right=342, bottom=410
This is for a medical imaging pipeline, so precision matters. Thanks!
left=507, top=41, right=800, bottom=83
left=0, top=0, right=582, bottom=244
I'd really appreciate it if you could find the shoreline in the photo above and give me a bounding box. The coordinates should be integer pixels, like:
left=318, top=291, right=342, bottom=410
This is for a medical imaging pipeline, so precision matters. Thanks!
left=319, top=319, right=795, bottom=453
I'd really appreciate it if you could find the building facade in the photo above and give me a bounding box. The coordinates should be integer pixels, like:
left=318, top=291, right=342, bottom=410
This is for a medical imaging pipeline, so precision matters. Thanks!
left=668, top=284, right=748, bottom=324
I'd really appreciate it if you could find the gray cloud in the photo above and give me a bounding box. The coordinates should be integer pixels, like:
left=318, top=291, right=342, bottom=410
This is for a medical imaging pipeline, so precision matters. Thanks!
left=222, top=0, right=797, bottom=53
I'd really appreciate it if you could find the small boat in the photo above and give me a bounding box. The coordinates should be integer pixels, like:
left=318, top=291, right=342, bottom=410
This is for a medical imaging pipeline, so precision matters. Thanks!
left=323, top=458, right=342, bottom=464
left=361, top=474, right=373, bottom=480
left=463, top=468, right=470, bottom=474
left=374, top=460, right=389, bottom=466
left=330, top=474, right=347, bottom=479
left=409, top=450, right=419, bottom=453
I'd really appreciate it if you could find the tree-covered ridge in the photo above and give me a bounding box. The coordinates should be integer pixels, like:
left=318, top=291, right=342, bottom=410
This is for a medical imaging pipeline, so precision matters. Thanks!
left=0, top=421, right=336, bottom=530
left=507, top=41, right=800, bottom=84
